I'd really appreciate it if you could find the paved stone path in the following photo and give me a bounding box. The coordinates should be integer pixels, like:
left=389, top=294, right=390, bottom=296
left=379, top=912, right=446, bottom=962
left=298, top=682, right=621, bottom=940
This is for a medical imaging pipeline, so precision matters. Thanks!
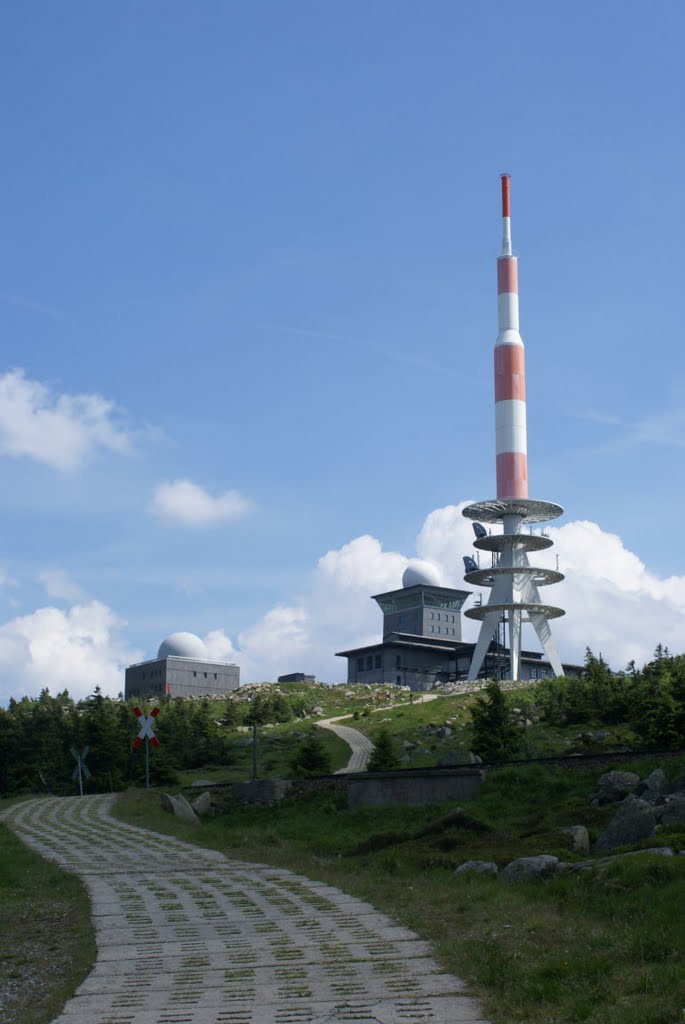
left=318, top=696, right=440, bottom=774
left=1, top=795, right=489, bottom=1024
left=316, top=719, right=375, bottom=773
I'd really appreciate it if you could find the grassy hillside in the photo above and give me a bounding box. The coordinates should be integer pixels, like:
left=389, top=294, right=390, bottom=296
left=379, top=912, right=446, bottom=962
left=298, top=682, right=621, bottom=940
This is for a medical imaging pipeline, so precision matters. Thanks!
left=0, top=820, right=94, bottom=1024
left=114, top=754, right=685, bottom=1024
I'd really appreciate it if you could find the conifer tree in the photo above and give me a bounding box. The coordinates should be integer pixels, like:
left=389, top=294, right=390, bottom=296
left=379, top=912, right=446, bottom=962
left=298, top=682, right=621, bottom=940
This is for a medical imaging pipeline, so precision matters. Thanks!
left=367, top=728, right=401, bottom=771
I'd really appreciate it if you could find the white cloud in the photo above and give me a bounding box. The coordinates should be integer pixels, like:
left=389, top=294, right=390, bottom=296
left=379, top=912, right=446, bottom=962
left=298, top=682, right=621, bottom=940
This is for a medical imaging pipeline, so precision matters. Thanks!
left=0, top=369, right=131, bottom=472
left=0, top=600, right=142, bottom=704
left=236, top=606, right=310, bottom=683
left=151, top=479, right=252, bottom=527
left=203, top=628, right=237, bottom=662
left=5, top=507, right=684, bottom=699
left=220, top=506, right=685, bottom=684
left=39, top=569, right=86, bottom=602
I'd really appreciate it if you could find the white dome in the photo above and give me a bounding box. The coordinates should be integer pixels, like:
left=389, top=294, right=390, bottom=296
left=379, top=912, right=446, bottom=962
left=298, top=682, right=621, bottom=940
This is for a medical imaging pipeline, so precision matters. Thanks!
left=402, top=560, right=443, bottom=589
left=158, top=632, right=208, bottom=660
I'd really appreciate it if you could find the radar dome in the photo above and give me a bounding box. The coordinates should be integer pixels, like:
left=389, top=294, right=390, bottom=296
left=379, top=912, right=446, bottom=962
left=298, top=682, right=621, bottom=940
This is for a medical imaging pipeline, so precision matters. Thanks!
left=402, top=560, right=443, bottom=589
left=158, top=632, right=208, bottom=660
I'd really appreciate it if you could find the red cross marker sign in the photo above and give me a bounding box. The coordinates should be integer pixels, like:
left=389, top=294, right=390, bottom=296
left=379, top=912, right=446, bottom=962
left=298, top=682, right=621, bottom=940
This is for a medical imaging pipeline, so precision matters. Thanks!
left=133, top=706, right=160, bottom=748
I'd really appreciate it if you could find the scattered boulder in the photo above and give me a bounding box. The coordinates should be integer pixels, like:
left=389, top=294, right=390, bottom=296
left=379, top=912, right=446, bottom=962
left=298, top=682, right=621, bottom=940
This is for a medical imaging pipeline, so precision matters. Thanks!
left=593, top=771, right=640, bottom=804
left=436, top=726, right=452, bottom=739
left=559, top=825, right=590, bottom=855
left=437, top=750, right=469, bottom=768
left=668, top=774, right=685, bottom=794
left=636, top=769, right=667, bottom=801
left=454, top=860, right=498, bottom=877
left=594, top=795, right=656, bottom=852
left=660, top=793, right=685, bottom=826
left=160, top=793, right=200, bottom=825
left=192, top=791, right=212, bottom=816
left=190, top=779, right=214, bottom=788
left=311, top=706, right=325, bottom=716
left=501, top=855, right=559, bottom=883
left=468, top=752, right=483, bottom=765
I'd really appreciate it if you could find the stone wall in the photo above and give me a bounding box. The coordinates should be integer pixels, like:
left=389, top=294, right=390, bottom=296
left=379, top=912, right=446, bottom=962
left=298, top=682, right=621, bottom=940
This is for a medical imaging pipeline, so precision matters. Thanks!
left=345, top=768, right=483, bottom=809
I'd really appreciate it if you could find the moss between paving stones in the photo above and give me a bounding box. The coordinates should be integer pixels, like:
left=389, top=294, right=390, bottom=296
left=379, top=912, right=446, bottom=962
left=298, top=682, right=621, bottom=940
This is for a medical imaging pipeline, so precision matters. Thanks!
left=113, top=756, right=685, bottom=1024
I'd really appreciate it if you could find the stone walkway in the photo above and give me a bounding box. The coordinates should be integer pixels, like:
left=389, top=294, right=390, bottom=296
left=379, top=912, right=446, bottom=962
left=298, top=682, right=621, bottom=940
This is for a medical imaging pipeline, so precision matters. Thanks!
left=317, top=696, right=440, bottom=774
left=1, top=795, right=489, bottom=1024
left=316, top=719, right=375, bottom=773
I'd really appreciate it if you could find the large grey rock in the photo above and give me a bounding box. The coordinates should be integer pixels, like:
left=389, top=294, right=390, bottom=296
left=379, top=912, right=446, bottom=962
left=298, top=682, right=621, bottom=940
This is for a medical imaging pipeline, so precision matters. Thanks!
left=594, top=795, right=656, bottom=851
left=637, top=769, right=667, bottom=801
left=453, top=860, right=498, bottom=877
left=501, top=855, right=559, bottom=883
left=668, top=774, right=685, bottom=794
left=559, top=825, right=590, bottom=855
left=557, top=847, right=674, bottom=876
left=595, top=771, right=640, bottom=804
left=660, top=793, right=685, bottom=826
left=191, top=791, right=212, bottom=816
left=160, top=793, right=200, bottom=825
left=437, top=750, right=469, bottom=768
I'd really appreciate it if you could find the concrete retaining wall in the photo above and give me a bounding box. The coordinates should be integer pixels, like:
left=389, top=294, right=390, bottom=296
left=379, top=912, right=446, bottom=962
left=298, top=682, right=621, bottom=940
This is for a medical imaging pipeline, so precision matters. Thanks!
left=346, top=768, right=483, bottom=809
left=231, top=779, right=293, bottom=804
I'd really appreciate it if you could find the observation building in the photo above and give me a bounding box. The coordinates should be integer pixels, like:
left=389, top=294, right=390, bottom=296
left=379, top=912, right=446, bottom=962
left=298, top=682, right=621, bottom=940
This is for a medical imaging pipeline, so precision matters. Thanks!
left=125, top=631, right=240, bottom=700
left=336, top=562, right=580, bottom=690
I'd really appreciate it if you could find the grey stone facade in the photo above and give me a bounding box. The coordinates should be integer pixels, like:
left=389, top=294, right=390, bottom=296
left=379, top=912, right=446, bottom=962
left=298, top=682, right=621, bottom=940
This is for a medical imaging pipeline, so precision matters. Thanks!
left=337, top=581, right=581, bottom=689
left=125, top=656, right=240, bottom=700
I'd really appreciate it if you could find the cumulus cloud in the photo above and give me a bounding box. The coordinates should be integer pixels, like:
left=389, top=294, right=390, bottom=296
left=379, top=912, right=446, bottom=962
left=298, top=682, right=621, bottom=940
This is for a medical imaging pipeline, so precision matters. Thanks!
left=4, top=506, right=685, bottom=699
left=203, top=628, right=237, bottom=662
left=0, top=600, right=142, bottom=704
left=39, top=569, right=86, bottom=602
left=151, top=479, right=252, bottom=527
left=221, top=506, right=685, bottom=684
left=0, top=369, right=131, bottom=472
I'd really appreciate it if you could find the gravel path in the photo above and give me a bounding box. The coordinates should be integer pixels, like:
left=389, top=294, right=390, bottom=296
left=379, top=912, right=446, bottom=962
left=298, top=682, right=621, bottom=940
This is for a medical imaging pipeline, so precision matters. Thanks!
left=1, top=795, right=488, bottom=1024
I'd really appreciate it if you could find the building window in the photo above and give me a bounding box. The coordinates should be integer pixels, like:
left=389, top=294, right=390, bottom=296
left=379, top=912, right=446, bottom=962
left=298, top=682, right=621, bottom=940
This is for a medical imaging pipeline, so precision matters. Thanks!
left=357, top=657, right=364, bottom=671
left=193, top=671, right=197, bottom=677
left=430, top=612, right=434, bottom=619
left=214, top=673, right=217, bottom=679
left=366, top=656, right=373, bottom=669
left=204, top=672, right=208, bottom=678
left=395, top=655, right=401, bottom=668
left=396, top=675, right=401, bottom=685
left=531, top=668, right=537, bottom=679
left=374, top=654, right=382, bottom=669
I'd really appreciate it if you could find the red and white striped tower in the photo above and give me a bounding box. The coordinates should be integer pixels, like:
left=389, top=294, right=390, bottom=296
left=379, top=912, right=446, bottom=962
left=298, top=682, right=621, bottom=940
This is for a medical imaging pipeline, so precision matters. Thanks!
left=462, top=175, right=565, bottom=682
left=495, top=174, right=528, bottom=500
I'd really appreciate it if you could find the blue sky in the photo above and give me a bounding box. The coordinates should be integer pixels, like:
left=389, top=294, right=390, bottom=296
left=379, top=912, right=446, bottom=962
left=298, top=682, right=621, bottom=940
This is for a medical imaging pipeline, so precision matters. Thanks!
left=1, top=1, right=683, bottom=699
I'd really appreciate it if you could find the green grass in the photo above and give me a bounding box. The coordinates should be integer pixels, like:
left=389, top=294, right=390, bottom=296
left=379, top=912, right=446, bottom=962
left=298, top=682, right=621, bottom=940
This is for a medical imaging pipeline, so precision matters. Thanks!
left=113, top=756, right=685, bottom=1024
left=0, top=822, right=95, bottom=1024
left=176, top=720, right=351, bottom=786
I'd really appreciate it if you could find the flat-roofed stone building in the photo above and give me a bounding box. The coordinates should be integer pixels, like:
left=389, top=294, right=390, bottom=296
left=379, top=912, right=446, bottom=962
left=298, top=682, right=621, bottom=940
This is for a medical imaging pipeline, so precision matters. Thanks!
left=337, top=561, right=581, bottom=689
left=125, top=631, right=240, bottom=700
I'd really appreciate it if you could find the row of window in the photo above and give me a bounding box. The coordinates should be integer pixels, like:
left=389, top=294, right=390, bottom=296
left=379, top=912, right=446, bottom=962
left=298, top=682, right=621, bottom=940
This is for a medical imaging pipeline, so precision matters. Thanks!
left=429, top=613, right=456, bottom=622
left=430, top=626, right=456, bottom=635
left=357, top=655, right=383, bottom=671
left=357, top=653, right=405, bottom=673
left=529, top=668, right=549, bottom=679
left=192, top=671, right=219, bottom=679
